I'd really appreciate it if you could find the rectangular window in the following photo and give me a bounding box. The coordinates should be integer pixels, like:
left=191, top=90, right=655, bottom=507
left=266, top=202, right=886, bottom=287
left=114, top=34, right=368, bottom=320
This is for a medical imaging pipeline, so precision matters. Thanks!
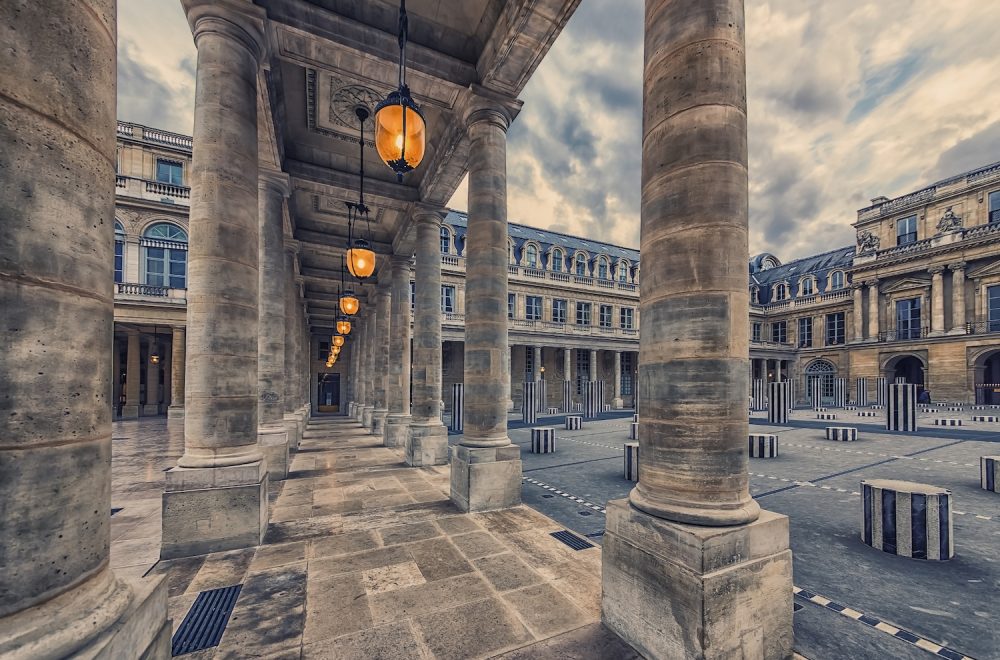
left=897, top=214, right=917, bottom=245
left=989, top=285, right=1000, bottom=331
left=576, top=302, right=591, bottom=326
left=319, top=341, right=329, bottom=355
left=896, top=297, right=921, bottom=339
left=798, top=317, right=812, bottom=348
left=525, top=295, right=542, bottom=321
left=441, top=285, right=455, bottom=313
left=508, top=293, right=515, bottom=319
left=771, top=321, right=787, bottom=344
left=990, top=191, right=1000, bottom=224
left=826, top=312, right=845, bottom=345
left=599, top=304, right=613, bottom=328
left=552, top=299, right=567, bottom=324
left=168, top=250, right=186, bottom=289
left=621, top=352, right=634, bottom=396
left=155, top=159, right=183, bottom=186
left=751, top=322, right=761, bottom=343
left=620, top=307, right=634, bottom=329
left=114, top=241, right=124, bottom=283
left=145, top=247, right=165, bottom=286
left=575, top=350, right=590, bottom=394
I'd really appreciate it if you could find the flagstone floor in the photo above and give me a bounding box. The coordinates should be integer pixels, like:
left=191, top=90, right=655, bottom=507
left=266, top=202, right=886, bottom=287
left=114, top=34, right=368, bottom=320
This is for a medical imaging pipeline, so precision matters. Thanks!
left=110, top=416, right=638, bottom=659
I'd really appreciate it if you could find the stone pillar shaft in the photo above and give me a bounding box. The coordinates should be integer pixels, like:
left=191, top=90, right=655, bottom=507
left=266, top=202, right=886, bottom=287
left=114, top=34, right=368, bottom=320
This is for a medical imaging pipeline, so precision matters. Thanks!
left=363, top=304, right=377, bottom=429
left=868, top=281, right=880, bottom=339
left=283, top=247, right=299, bottom=414
left=930, top=267, right=945, bottom=335
left=145, top=337, right=160, bottom=414
left=533, top=346, right=542, bottom=381
left=950, top=263, right=966, bottom=332
left=385, top=256, right=413, bottom=447
left=613, top=351, right=623, bottom=406
left=257, top=172, right=289, bottom=425
left=564, top=347, right=572, bottom=378
left=169, top=326, right=186, bottom=417
left=123, top=331, right=141, bottom=418
left=852, top=284, right=864, bottom=340
left=372, top=286, right=391, bottom=435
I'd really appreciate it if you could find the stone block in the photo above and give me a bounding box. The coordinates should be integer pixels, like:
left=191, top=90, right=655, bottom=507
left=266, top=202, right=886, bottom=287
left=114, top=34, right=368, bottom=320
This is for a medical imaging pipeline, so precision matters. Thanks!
left=602, top=500, right=793, bottom=660
left=284, top=413, right=301, bottom=451
left=628, top=422, right=639, bottom=440
left=565, top=415, right=582, bottom=430
left=624, top=443, right=639, bottom=481
left=258, top=425, right=289, bottom=480
left=161, top=462, right=268, bottom=559
left=816, top=413, right=837, bottom=420
left=973, top=416, right=998, bottom=422
left=857, top=411, right=877, bottom=417
left=167, top=406, right=185, bottom=420
left=384, top=415, right=411, bottom=448
left=405, top=422, right=448, bottom=467
left=450, top=445, right=522, bottom=512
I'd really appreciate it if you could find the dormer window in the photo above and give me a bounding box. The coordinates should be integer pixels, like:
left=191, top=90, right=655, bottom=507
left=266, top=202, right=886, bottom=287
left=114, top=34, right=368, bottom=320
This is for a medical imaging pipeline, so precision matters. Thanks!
left=830, top=271, right=845, bottom=289
left=526, top=244, right=538, bottom=268
left=597, top=257, right=609, bottom=280
left=575, top=254, right=587, bottom=276
left=801, top=278, right=814, bottom=296
left=897, top=215, right=917, bottom=245
left=551, top=248, right=564, bottom=272
left=775, top=283, right=787, bottom=301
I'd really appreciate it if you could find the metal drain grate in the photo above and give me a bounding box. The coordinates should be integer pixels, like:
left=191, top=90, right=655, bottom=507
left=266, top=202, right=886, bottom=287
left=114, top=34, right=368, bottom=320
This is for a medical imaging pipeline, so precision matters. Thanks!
left=550, top=530, right=595, bottom=551
left=578, top=510, right=593, bottom=516
left=584, top=531, right=605, bottom=539
left=110, top=508, right=123, bottom=516
left=171, top=584, right=242, bottom=656
left=541, top=494, right=554, bottom=498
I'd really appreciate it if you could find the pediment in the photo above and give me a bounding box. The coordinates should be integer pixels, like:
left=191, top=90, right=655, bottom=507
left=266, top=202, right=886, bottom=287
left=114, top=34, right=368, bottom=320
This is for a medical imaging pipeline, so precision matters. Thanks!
left=881, top=277, right=931, bottom=294
left=967, top=259, right=1000, bottom=280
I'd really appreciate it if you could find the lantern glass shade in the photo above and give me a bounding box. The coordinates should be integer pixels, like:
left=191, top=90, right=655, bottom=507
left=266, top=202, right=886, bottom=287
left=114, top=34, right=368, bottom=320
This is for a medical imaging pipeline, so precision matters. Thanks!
left=340, top=293, right=360, bottom=316
left=149, top=353, right=160, bottom=365
left=346, top=240, right=376, bottom=279
left=374, top=89, right=426, bottom=175
left=332, top=335, right=345, bottom=348
left=332, top=346, right=342, bottom=356
left=337, top=319, right=352, bottom=335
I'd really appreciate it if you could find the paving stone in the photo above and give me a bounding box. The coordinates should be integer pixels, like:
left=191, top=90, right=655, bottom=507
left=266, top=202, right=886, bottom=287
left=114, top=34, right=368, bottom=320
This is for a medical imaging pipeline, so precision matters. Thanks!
left=303, top=572, right=372, bottom=645
left=248, top=541, right=308, bottom=573
left=474, top=553, right=545, bottom=592
left=450, top=530, right=507, bottom=560
left=303, top=621, right=425, bottom=660
left=435, top=515, right=483, bottom=535
left=405, top=537, right=475, bottom=582
left=502, top=582, right=590, bottom=638
left=368, top=572, right=493, bottom=626
left=186, top=547, right=255, bottom=593
left=362, top=561, right=427, bottom=595
left=413, top=596, right=535, bottom=658
left=378, top=521, right=442, bottom=546
left=309, top=530, right=380, bottom=558
left=493, top=622, right=641, bottom=659
left=309, top=545, right=412, bottom=581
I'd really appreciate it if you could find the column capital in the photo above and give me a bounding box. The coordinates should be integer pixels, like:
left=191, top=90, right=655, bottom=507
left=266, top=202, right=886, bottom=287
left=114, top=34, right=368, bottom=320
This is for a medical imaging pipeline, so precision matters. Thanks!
left=948, top=261, right=967, bottom=272
left=413, top=205, right=445, bottom=227
left=463, top=85, right=523, bottom=131
left=258, top=168, right=291, bottom=198
left=928, top=265, right=945, bottom=276
left=182, top=0, right=267, bottom=63
left=865, top=279, right=880, bottom=288
left=390, top=254, right=415, bottom=269
left=283, top=240, right=300, bottom=256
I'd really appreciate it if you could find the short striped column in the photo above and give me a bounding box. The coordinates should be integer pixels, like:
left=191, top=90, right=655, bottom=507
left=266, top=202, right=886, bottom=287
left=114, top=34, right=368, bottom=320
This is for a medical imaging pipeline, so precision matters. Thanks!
left=856, top=378, right=869, bottom=406
left=536, top=379, right=547, bottom=412
left=895, top=376, right=907, bottom=384
left=624, top=442, right=639, bottom=481
left=530, top=428, right=556, bottom=454
left=946, top=406, right=964, bottom=412
left=875, top=377, right=887, bottom=406
left=981, top=456, right=999, bottom=493
left=834, top=378, right=848, bottom=408
left=547, top=407, right=559, bottom=415
left=861, top=480, right=954, bottom=560
left=628, top=422, right=639, bottom=440
left=857, top=411, right=877, bottom=417
left=574, top=402, right=583, bottom=412
left=768, top=382, right=789, bottom=424
left=562, top=380, right=572, bottom=413
left=825, top=426, right=857, bottom=442
left=751, top=379, right=766, bottom=411
left=973, top=415, right=998, bottom=422
left=811, top=378, right=822, bottom=410
left=748, top=433, right=778, bottom=458
left=887, top=383, right=917, bottom=432
left=632, top=414, right=639, bottom=423
left=450, top=383, right=464, bottom=432
left=933, top=419, right=962, bottom=427
left=564, top=415, right=582, bottom=430
left=584, top=381, right=602, bottom=419
left=817, top=413, right=837, bottom=420
left=522, top=381, right=538, bottom=424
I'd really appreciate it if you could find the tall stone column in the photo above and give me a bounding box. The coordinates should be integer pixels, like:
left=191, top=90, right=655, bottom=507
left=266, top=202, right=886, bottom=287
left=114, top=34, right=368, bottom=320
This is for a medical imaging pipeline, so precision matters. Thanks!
left=867, top=280, right=880, bottom=340
left=563, top=347, right=572, bottom=379
left=257, top=170, right=290, bottom=479
left=162, top=1, right=269, bottom=560
left=407, top=210, right=449, bottom=465
left=122, top=330, right=141, bottom=419
left=144, top=336, right=161, bottom=415
left=602, top=1, right=792, bottom=657
left=589, top=349, right=598, bottom=381
left=949, top=262, right=967, bottom=334
left=852, top=283, right=864, bottom=341
left=385, top=256, right=413, bottom=447
left=0, top=1, right=168, bottom=655
left=362, top=304, right=377, bottom=430
left=929, top=266, right=945, bottom=336
left=282, top=245, right=301, bottom=447
left=613, top=351, right=623, bottom=408
left=168, top=326, right=186, bottom=419
left=451, top=92, right=523, bottom=512
left=532, top=346, right=543, bottom=381
left=372, top=285, right=392, bottom=436
left=355, top=311, right=370, bottom=423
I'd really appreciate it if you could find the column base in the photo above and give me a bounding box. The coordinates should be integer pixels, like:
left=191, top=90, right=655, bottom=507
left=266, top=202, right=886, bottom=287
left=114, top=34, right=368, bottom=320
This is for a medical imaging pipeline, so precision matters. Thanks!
left=372, top=408, right=389, bottom=437
left=384, top=414, right=411, bottom=448
left=0, top=568, right=169, bottom=659
left=121, top=404, right=140, bottom=420
left=927, top=330, right=946, bottom=338
left=947, top=327, right=967, bottom=336
left=362, top=406, right=375, bottom=430
left=161, top=461, right=268, bottom=560
left=258, top=424, right=289, bottom=480
left=602, top=499, right=793, bottom=660
left=613, top=398, right=624, bottom=409
left=450, top=444, right=522, bottom=512
left=283, top=413, right=301, bottom=451
left=142, top=404, right=160, bottom=416
left=167, top=405, right=185, bottom=420
left=406, top=420, right=449, bottom=467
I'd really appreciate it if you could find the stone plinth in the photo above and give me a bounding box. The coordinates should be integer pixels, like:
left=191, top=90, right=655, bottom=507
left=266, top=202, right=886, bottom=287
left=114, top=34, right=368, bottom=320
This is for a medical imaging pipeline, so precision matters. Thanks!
left=384, top=415, right=412, bottom=448
left=602, top=501, right=793, bottom=659
left=981, top=456, right=999, bottom=493
left=547, top=407, right=559, bottom=415
left=973, top=416, right=998, bottom=422
left=861, top=479, right=953, bottom=560
left=749, top=433, right=779, bottom=457
left=161, top=461, right=268, bottom=559
left=530, top=428, right=556, bottom=454
left=858, top=411, right=878, bottom=417
left=450, top=445, right=522, bottom=512
left=825, top=426, right=857, bottom=442
left=258, top=424, right=289, bottom=480
left=406, top=422, right=449, bottom=467
left=624, top=443, right=639, bottom=481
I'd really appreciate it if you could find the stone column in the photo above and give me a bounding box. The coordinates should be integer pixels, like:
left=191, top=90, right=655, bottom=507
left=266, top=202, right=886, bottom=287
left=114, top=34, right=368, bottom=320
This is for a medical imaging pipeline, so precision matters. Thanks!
left=355, top=311, right=370, bottom=423
left=362, top=304, right=378, bottom=430
left=564, top=347, right=572, bottom=378
left=590, top=349, right=598, bottom=382
left=112, top=336, right=122, bottom=417
left=852, top=283, right=864, bottom=341
left=385, top=256, right=413, bottom=447
left=451, top=93, right=523, bottom=512
left=867, top=280, right=880, bottom=340
left=122, top=330, right=141, bottom=419
left=144, top=335, right=161, bottom=415
left=372, top=284, right=392, bottom=437
left=282, top=245, right=301, bottom=446
left=407, top=210, right=449, bottom=466
left=613, top=351, right=623, bottom=408
left=162, top=1, right=269, bottom=560
left=929, top=266, right=945, bottom=336
left=0, top=1, right=168, bottom=655
left=949, top=262, right=967, bottom=334
left=168, top=326, right=186, bottom=419
left=532, top=345, right=543, bottom=381
left=602, top=2, right=792, bottom=657
left=257, top=170, right=290, bottom=479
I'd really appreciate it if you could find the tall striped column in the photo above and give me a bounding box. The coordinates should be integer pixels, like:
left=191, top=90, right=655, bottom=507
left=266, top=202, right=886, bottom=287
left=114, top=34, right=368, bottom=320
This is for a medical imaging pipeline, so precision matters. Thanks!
left=751, top=379, right=765, bottom=410
left=584, top=381, right=600, bottom=419
left=450, top=383, right=464, bottom=432
left=536, top=379, right=547, bottom=413
left=887, top=383, right=917, bottom=432
left=522, top=381, right=538, bottom=424
left=981, top=456, right=999, bottom=493
left=876, top=377, right=887, bottom=406
left=834, top=378, right=848, bottom=408
left=811, top=378, right=822, bottom=410
left=895, top=376, right=907, bottom=384
left=562, top=380, right=572, bottom=413
left=856, top=378, right=869, bottom=406
left=768, top=382, right=789, bottom=424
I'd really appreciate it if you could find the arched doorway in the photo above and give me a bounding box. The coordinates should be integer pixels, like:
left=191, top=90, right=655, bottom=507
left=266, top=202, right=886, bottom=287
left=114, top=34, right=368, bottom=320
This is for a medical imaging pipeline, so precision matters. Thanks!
left=804, top=359, right=836, bottom=406
left=883, top=354, right=926, bottom=396
left=974, top=349, right=1000, bottom=404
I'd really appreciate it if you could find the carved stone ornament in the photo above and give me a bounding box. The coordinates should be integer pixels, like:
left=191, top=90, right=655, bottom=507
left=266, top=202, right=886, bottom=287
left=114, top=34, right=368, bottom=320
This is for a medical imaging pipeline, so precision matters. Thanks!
left=857, top=230, right=880, bottom=254
left=260, top=390, right=280, bottom=403
left=936, top=206, right=963, bottom=233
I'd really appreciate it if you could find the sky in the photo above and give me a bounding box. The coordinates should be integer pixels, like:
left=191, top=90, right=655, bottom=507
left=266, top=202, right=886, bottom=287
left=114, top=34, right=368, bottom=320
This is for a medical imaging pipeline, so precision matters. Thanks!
left=118, top=0, right=1000, bottom=260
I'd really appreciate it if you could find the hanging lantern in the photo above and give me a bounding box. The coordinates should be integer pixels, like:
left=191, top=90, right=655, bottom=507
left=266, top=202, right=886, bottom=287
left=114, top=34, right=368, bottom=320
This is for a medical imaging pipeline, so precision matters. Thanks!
left=336, top=316, right=352, bottom=336
left=374, top=0, right=426, bottom=180
left=149, top=326, right=161, bottom=364
left=345, top=237, right=376, bottom=279
left=340, top=290, right=360, bottom=316
left=344, top=107, right=377, bottom=280
left=332, top=334, right=345, bottom=348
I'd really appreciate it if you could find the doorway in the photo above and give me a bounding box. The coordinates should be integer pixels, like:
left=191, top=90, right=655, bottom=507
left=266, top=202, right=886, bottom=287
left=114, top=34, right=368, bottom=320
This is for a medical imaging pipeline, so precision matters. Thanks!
left=317, top=373, right=340, bottom=413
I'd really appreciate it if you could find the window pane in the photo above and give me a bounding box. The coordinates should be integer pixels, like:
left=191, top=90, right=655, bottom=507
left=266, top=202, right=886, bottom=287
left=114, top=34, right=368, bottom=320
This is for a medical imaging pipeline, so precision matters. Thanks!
left=798, top=318, right=812, bottom=347
left=114, top=242, right=124, bottom=283
left=989, top=285, right=1000, bottom=330
left=156, top=160, right=182, bottom=185
left=826, top=312, right=845, bottom=345
left=553, top=299, right=566, bottom=323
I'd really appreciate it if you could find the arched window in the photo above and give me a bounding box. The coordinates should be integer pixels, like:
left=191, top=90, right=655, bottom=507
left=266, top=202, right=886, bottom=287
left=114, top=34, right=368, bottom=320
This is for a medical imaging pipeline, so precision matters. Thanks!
left=440, top=226, right=451, bottom=254
left=143, top=222, right=188, bottom=289
left=774, top=283, right=787, bottom=301
left=526, top=244, right=538, bottom=268
left=618, top=261, right=629, bottom=282
left=830, top=270, right=845, bottom=289
left=575, top=253, right=587, bottom=276
left=597, top=257, right=609, bottom=280
left=551, top=248, right=564, bottom=272
left=114, top=221, right=125, bottom=283
left=805, top=359, right=836, bottom=404
left=801, top=277, right=814, bottom=296
left=750, top=286, right=759, bottom=304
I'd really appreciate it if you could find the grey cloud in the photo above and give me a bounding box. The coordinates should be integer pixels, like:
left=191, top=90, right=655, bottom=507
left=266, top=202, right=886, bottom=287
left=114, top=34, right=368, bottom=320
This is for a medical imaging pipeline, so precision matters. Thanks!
left=929, top=120, right=1000, bottom=181
left=117, top=38, right=190, bottom=133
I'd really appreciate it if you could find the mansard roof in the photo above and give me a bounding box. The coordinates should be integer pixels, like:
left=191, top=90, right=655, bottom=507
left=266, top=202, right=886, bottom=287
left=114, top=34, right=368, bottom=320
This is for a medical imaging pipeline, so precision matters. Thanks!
left=751, top=245, right=855, bottom=289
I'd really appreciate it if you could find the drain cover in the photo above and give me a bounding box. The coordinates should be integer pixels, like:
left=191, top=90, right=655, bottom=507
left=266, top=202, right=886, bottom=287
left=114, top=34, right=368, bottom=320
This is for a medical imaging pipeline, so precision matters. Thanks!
left=550, top=530, right=595, bottom=551
left=171, top=584, right=242, bottom=656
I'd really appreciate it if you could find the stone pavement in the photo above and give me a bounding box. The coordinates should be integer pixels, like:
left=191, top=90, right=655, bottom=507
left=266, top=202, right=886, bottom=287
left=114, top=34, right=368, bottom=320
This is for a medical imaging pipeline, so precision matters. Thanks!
left=110, top=416, right=638, bottom=659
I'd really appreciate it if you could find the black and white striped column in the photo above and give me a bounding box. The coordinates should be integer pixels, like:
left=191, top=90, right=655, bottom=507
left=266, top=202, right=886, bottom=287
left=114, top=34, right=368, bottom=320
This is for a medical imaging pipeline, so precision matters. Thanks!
left=450, top=383, right=464, bottom=432
left=751, top=378, right=765, bottom=411
left=522, top=381, right=538, bottom=424
left=834, top=378, right=848, bottom=408
left=887, top=383, right=917, bottom=432
left=933, top=419, right=962, bottom=427
left=536, top=379, right=547, bottom=413
left=875, top=377, right=887, bottom=406
left=748, top=434, right=778, bottom=458
left=562, top=380, right=572, bottom=413
left=856, top=378, right=869, bottom=406
left=565, top=415, right=582, bottom=430
left=584, top=380, right=603, bottom=419
left=981, top=456, right=999, bottom=493
left=768, top=382, right=789, bottom=424
left=624, top=442, right=639, bottom=481
left=895, top=376, right=907, bottom=384
left=825, top=426, right=857, bottom=442
left=861, top=480, right=953, bottom=560
left=530, top=428, right=555, bottom=453
left=811, top=378, right=822, bottom=410
left=629, top=422, right=639, bottom=440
